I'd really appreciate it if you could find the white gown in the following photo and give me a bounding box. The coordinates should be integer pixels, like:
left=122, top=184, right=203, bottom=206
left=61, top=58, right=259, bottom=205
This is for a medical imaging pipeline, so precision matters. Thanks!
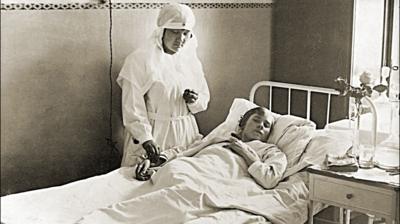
left=117, top=33, right=210, bottom=167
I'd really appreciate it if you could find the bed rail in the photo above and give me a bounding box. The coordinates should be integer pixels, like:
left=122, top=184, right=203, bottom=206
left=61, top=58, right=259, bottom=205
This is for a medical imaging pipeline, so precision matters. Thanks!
left=249, top=81, right=340, bottom=125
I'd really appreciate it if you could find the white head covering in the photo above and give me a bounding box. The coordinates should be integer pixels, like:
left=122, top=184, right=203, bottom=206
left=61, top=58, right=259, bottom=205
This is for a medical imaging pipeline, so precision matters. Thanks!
left=152, top=3, right=198, bottom=53
left=157, top=3, right=196, bottom=31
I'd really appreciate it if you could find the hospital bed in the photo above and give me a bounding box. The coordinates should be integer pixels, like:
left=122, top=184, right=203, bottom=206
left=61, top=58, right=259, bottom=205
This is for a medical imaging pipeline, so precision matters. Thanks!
left=1, top=81, right=353, bottom=224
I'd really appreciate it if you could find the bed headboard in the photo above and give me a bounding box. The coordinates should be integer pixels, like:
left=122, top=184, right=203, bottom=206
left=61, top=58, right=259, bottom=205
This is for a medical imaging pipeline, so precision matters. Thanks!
left=249, top=81, right=340, bottom=126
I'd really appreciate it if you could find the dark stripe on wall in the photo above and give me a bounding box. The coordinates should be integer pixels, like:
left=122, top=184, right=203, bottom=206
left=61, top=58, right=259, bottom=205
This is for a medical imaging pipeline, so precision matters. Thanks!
left=1, top=2, right=273, bottom=10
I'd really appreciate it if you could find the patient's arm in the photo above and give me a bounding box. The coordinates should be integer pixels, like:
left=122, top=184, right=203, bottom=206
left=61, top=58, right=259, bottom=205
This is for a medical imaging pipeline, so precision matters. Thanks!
left=134, top=137, right=227, bottom=181
left=180, top=136, right=227, bottom=157
left=225, top=136, right=261, bottom=166
left=247, top=145, right=287, bottom=189
left=161, top=136, right=228, bottom=161
left=226, top=137, right=287, bottom=189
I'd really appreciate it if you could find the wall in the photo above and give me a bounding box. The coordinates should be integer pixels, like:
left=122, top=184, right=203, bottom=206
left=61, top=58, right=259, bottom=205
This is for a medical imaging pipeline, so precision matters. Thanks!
left=1, top=2, right=273, bottom=195
left=271, top=0, right=353, bottom=127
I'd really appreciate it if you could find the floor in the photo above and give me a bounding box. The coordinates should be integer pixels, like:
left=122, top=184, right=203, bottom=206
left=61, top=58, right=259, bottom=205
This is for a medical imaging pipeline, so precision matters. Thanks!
left=314, top=206, right=389, bottom=224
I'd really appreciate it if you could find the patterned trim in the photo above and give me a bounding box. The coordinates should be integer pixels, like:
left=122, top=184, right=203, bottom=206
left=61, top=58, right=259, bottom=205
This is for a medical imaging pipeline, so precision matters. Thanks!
left=0, top=2, right=273, bottom=10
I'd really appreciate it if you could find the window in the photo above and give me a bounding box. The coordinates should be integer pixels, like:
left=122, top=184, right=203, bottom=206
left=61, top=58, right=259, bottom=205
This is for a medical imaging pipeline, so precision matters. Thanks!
left=351, top=0, right=399, bottom=92
left=351, top=0, right=399, bottom=140
left=351, top=0, right=385, bottom=85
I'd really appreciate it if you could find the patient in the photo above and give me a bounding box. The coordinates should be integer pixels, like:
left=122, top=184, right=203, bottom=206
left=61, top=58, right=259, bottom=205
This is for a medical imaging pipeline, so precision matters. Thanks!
left=76, top=108, right=307, bottom=224
left=135, top=107, right=288, bottom=189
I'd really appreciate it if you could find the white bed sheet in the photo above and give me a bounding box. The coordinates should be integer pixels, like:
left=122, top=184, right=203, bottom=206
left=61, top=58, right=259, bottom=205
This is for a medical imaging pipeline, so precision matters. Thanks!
left=1, top=167, right=146, bottom=224
left=76, top=142, right=311, bottom=224
left=1, top=151, right=326, bottom=224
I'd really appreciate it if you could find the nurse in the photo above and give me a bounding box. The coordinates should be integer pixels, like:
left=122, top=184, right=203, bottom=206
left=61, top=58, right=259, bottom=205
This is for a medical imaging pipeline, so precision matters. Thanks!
left=117, top=3, right=210, bottom=167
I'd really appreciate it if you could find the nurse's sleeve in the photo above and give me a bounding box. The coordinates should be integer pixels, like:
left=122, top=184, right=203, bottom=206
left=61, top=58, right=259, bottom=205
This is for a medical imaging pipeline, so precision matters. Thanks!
left=187, top=60, right=210, bottom=114
left=117, top=58, right=153, bottom=144
left=247, top=146, right=288, bottom=189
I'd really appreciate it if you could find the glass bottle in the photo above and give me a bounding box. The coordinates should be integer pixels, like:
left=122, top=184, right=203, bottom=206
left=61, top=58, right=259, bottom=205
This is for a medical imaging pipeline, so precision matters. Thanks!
left=349, top=101, right=361, bottom=158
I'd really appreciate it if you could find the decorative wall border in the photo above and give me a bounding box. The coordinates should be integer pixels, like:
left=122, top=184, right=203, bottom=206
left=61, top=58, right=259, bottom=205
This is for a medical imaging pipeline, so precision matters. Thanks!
left=0, top=2, right=273, bottom=10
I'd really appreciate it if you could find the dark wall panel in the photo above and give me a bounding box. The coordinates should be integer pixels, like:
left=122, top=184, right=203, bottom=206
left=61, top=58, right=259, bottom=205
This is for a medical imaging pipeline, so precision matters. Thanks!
left=271, top=0, right=353, bottom=127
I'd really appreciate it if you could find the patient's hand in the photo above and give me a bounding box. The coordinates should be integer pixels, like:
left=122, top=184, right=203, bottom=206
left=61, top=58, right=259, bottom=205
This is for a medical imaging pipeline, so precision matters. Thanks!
left=142, top=140, right=160, bottom=160
left=225, top=136, right=260, bottom=166
left=150, top=155, right=167, bottom=167
left=135, top=159, right=155, bottom=181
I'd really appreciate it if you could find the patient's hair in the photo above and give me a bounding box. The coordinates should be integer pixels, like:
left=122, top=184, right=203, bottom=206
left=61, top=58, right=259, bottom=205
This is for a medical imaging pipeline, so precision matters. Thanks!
left=238, top=107, right=274, bottom=128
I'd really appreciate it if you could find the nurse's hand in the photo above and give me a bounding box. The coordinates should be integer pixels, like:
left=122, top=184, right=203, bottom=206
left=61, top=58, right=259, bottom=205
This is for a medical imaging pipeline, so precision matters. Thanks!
left=142, top=140, right=160, bottom=159
left=183, top=89, right=198, bottom=104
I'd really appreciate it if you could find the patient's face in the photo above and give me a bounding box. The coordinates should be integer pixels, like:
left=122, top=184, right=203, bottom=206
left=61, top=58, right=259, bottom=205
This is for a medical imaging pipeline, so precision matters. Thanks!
left=241, top=112, right=273, bottom=142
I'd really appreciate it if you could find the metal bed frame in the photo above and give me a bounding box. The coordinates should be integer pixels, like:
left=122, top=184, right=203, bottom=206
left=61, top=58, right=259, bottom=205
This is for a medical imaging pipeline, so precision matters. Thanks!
left=249, top=81, right=340, bottom=125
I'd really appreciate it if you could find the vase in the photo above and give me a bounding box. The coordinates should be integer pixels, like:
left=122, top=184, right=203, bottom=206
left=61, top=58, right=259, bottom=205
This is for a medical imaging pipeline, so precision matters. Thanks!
left=356, top=97, right=378, bottom=169
left=348, top=103, right=361, bottom=158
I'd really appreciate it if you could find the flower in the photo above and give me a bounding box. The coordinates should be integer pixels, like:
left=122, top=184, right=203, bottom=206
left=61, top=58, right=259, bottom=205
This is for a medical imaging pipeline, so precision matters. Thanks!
left=334, top=76, right=372, bottom=101
left=359, top=71, right=373, bottom=85
left=334, top=73, right=384, bottom=120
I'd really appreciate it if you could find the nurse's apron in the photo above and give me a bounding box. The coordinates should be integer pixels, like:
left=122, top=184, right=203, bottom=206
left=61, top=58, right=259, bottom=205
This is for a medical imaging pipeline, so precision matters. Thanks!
left=120, top=112, right=202, bottom=167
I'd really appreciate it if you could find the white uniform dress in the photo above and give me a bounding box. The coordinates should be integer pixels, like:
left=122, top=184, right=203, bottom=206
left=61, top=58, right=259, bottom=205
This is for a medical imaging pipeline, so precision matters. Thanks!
left=117, top=30, right=209, bottom=167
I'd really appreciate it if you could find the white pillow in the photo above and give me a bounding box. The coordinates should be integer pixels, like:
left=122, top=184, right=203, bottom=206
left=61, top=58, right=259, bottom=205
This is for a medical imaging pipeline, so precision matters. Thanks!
left=267, top=115, right=316, bottom=168
left=204, top=98, right=315, bottom=169
left=203, top=98, right=279, bottom=141
left=225, top=98, right=281, bottom=129
left=283, top=132, right=352, bottom=178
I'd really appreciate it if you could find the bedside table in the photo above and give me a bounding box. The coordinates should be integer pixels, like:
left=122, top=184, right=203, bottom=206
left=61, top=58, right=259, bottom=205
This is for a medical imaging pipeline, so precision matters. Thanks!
left=308, top=165, right=399, bottom=224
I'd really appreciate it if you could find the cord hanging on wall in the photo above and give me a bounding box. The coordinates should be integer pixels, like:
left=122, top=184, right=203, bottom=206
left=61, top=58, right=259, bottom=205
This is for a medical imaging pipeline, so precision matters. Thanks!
left=104, top=0, right=121, bottom=162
